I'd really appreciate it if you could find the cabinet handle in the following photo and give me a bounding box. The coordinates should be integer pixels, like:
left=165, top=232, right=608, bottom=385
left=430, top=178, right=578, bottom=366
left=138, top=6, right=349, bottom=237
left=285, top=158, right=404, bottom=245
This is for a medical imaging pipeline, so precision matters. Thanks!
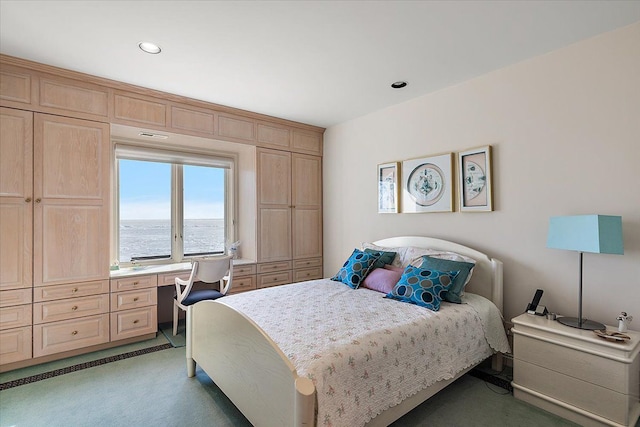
left=72, top=288, right=78, bottom=293
left=25, top=197, right=32, bottom=203
left=72, top=330, right=78, bottom=335
left=133, top=319, right=139, bottom=324
left=133, top=297, right=139, bottom=302
left=35, top=198, right=41, bottom=203
left=71, top=305, right=78, bottom=311
left=132, top=281, right=139, bottom=285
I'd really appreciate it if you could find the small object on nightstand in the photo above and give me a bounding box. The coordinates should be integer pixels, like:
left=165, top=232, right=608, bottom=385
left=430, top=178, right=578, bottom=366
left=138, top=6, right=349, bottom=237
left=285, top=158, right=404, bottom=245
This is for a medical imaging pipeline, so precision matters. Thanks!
left=593, top=329, right=631, bottom=343
left=617, top=311, right=633, bottom=332
left=546, top=312, right=557, bottom=320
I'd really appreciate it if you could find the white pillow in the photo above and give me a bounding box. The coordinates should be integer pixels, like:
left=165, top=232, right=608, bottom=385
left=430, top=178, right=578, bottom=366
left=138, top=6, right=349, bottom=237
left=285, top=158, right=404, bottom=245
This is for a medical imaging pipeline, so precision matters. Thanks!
left=361, top=242, right=405, bottom=267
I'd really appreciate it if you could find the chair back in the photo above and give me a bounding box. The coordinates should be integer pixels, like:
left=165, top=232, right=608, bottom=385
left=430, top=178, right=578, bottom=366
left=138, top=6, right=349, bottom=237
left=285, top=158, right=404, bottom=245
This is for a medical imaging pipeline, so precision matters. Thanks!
left=196, top=255, right=233, bottom=294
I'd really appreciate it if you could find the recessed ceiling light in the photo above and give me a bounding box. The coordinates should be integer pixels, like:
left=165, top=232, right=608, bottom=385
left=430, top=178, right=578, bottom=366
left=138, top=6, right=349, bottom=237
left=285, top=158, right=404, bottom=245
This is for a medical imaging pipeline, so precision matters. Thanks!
left=138, top=41, right=161, bottom=54
left=391, top=81, right=408, bottom=89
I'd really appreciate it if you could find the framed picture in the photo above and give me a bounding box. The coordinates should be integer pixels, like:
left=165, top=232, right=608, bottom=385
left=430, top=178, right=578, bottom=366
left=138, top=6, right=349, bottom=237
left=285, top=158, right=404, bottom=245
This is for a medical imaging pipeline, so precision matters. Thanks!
left=401, top=153, right=454, bottom=213
left=458, top=145, right=493, bottom=212
left=378, top=162, right=400, bottom=213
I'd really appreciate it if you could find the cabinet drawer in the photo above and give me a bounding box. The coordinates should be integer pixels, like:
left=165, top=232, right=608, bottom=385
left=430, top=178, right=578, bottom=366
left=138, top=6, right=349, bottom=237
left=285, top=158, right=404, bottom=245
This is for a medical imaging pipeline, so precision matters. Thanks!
left=257, top=261, right=292, bottom=274
left=233, top=264, right=256, bottom=277
left=0, top=288, right=32, bottom=308
left=33, top=314, right=109, bottom=357
left=157, top=271, right=191, bottom=287
left=515, top=334, right=631, bottom=394
left=257, top=271, right=292, bottom=288
left=293, top=267, right=323, bottom=282
left=110, top=275, right=158, bottom=292
left=0, top=326, right=32, bottom=365
left=110, top=307, right=157, bottom=341
left=514, top=359, right=630, bottom=425
left=0, top=304, right=32, bottom=330
left=293, top=258, right=322, bottom=269
left=110, top=288, right=157, bottom=312
left=228, top=275, right=256, bottom=294
left=34, top=280, right=109, bottom=302
left=33, top=294, right=109, bottom=324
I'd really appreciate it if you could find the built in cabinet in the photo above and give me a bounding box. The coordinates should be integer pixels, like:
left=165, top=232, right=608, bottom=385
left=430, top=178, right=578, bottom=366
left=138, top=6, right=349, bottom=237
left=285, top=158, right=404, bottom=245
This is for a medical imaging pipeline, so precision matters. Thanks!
left=256, top=148, right=322, bottom=286
left=0, top=54, right=324, bottom=371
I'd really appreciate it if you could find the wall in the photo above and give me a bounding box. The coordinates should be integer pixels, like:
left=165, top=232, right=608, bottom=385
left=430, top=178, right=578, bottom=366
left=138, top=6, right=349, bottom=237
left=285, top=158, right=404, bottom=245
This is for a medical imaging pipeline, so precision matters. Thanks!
left=323, top=23, right=640, bottom=328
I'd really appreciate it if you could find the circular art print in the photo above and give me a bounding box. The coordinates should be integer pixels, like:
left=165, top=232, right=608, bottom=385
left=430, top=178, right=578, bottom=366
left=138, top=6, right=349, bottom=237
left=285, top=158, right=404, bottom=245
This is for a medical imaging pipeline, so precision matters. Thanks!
left=407, top=163, right=445, bottom=206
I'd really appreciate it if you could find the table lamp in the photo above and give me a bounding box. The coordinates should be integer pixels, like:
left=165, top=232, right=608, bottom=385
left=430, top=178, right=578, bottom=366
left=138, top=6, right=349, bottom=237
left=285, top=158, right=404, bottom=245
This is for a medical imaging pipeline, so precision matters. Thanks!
left=547, top=215, right=624, bottom=330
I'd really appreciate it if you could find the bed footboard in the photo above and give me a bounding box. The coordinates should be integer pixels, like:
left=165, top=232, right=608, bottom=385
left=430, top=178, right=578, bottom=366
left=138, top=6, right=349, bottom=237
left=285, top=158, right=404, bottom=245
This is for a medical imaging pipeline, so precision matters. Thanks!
left=187, top=300, right=316, bottom=427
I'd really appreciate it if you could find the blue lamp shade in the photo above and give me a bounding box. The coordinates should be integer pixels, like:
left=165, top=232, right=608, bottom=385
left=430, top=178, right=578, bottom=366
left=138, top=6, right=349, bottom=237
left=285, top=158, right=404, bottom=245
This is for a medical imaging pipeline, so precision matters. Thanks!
left=547, top=215, right=623, bottom=255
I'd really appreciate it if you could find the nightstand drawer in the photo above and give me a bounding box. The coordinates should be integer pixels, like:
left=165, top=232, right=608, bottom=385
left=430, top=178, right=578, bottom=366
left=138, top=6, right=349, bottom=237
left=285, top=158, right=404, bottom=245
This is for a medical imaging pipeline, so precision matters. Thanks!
left=515, top=334, right=630, bottom=394
left=515, top=359, right=630, bottom=426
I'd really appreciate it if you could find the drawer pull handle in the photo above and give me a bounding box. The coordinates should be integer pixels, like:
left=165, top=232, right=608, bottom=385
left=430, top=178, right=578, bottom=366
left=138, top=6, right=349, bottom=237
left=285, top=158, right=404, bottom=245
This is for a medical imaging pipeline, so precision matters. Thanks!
left=72, top=288, right=78, bottom=293
left=35, top=198, right=41, bottom=203
left=71, top=305, right=78, bottom=311
left=72, top=330, right=78, bottom=335
left=273, top=277, right=278, bottom=281
left=133, top=297, right=139, bottom=302
left=133, top=320, right=139, bottom=324
left=25, top=197, right=32, bottom=203
left=132, top=281, right=139, bottom=285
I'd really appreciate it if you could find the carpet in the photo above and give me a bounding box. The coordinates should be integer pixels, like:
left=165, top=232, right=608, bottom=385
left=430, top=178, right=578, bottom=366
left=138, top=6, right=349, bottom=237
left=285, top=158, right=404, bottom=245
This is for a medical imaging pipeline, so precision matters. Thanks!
left=159, top=321, right=186, bottom=348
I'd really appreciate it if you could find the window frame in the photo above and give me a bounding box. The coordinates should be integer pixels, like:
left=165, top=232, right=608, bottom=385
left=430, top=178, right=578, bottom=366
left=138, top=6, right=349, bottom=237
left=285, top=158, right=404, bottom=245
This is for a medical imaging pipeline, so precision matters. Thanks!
left=112, top=141, right=237, bottom=268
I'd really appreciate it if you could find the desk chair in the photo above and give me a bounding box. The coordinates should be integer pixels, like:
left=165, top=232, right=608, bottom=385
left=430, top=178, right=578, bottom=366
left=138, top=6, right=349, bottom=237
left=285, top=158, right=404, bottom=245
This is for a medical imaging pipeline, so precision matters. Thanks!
left=173, top=255, right=233, bottom=336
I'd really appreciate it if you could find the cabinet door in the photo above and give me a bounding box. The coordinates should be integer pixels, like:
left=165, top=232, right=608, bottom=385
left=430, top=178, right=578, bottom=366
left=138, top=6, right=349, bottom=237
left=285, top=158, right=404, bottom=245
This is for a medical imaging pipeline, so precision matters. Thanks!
left=292, top=154, right=322, bottom=259
left=33, top=114, right=110, bottom=286
left=257, top=149, right=291, bottom=206
left=257, top=149, right=292, bottom=262
left=0, top=108, right=33, bottom=291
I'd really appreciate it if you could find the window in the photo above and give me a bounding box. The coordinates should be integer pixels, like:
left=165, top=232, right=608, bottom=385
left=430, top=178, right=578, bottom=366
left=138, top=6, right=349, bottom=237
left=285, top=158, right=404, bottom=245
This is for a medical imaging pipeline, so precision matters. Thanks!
left=115, top=144, right=234, bottom=266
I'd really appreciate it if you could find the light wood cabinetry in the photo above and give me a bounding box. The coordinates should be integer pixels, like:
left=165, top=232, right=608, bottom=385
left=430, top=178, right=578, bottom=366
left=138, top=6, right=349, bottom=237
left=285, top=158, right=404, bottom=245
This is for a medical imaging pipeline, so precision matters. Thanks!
left=257, top=148, right=322, bottom=284
left=512, top=314, right=640, bottom=427
left=0, top=108, right=110, bottom=368
left=230, top=264, right=257, bottom=294
left=110, top=274, right=158, bottom=341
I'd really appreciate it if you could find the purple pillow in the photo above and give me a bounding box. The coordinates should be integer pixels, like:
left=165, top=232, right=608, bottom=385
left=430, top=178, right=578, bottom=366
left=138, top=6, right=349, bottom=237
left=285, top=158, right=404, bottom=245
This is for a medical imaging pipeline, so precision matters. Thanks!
left=362, top=267, right=402, bottom=294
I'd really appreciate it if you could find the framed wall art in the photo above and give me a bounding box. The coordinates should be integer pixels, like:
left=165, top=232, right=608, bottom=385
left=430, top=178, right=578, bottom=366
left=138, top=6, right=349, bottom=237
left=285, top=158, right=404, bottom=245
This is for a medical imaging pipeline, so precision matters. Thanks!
left=401, top=153, right=454, bottom=213
left=458, top=145, right=493, bottom=212
left=377, top=162, right=400, bottom=213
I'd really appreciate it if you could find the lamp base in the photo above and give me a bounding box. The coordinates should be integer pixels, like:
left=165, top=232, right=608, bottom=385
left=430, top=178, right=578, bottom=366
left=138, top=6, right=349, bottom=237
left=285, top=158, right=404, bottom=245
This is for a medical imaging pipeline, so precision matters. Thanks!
left=557, top=316, right=605, bottom=330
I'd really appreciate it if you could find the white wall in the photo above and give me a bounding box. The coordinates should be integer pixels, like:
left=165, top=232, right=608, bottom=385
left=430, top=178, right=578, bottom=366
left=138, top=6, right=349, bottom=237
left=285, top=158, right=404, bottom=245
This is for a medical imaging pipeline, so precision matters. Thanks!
left=323, top=23, right=640, bottom=329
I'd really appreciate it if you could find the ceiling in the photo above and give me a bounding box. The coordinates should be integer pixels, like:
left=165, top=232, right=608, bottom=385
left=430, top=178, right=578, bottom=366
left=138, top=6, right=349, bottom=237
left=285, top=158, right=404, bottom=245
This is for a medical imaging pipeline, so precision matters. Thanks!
left=1, top=1, right=639, bottom=128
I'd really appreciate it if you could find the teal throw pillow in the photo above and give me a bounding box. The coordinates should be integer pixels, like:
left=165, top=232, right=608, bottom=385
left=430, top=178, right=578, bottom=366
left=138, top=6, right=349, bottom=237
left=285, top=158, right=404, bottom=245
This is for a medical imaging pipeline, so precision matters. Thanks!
left=385, top=265, right=459, bottom=311
left=364, top=248, right=397, bottom=269
left=331, top=249, right=380, bottom=289
left=419, top=255, right=474, bottom=304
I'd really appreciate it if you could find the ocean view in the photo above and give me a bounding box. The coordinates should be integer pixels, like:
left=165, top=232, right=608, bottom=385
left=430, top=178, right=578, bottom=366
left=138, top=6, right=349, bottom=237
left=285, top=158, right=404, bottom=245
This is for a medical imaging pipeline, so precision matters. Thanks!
left=119, top=219, right=225, bottom=262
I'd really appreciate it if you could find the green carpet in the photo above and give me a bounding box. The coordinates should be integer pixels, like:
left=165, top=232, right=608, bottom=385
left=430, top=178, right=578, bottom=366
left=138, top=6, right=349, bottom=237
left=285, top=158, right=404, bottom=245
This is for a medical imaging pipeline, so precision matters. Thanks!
left=0, top=342, right=583, bottom=427
left=159, top=321, right=187, bottom=348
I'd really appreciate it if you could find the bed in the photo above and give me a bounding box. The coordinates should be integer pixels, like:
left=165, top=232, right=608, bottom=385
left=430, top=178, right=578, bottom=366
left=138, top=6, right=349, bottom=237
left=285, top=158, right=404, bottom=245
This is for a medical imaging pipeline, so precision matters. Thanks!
left=186, top=236, right=510, bottom=427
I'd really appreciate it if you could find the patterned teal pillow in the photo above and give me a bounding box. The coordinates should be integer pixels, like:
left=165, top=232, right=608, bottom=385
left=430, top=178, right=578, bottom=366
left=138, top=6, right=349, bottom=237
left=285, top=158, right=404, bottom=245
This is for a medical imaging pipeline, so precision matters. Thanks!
left=385, top=265, right=459, bottom=311
left=364, top=248, right=397, bottom=269
left=331, top=249, right=380, bottom=289
left=419, top=255, right=474, bottom=304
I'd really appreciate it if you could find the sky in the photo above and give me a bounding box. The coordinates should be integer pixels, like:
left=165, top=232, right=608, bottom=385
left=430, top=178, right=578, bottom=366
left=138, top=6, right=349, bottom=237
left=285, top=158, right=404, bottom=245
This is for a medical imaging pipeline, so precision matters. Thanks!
left=119, top=160, right=225, bottom=220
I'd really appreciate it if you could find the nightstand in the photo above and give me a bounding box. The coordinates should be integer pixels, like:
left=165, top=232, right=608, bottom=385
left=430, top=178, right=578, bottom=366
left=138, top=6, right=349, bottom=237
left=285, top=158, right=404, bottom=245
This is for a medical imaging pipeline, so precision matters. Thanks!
left=511, top=313, right=640, bottom=427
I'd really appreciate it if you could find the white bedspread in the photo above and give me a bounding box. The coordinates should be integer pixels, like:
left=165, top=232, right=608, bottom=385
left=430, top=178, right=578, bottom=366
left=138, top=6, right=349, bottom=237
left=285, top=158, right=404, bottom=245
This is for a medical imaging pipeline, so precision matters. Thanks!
left=221, top=279, right=510, bottom=427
